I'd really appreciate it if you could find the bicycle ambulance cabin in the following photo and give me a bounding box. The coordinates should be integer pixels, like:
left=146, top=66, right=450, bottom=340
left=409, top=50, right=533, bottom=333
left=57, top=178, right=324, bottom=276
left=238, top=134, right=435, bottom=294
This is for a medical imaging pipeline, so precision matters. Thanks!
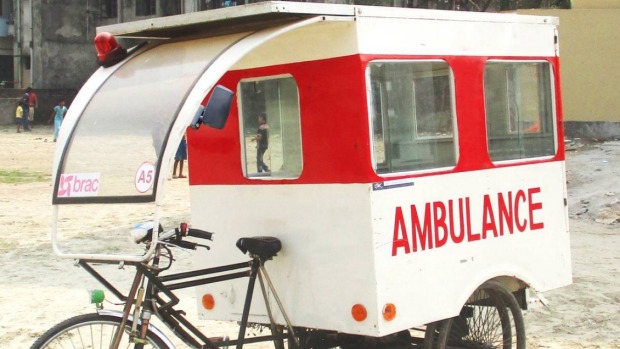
left=52, top=1, right=571, bottom=346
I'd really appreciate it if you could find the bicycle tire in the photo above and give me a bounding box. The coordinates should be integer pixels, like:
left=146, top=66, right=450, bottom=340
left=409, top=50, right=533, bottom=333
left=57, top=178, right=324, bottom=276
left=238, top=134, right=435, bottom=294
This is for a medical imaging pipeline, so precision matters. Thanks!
left=30, top=313, right=170, bottom=349
left=434, top=280, right=526, bottom=349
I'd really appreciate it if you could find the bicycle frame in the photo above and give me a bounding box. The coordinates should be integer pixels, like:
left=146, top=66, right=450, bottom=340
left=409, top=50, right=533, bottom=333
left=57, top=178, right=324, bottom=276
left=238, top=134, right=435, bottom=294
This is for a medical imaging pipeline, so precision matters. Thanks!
left=77, top=244, right=293, bottom=349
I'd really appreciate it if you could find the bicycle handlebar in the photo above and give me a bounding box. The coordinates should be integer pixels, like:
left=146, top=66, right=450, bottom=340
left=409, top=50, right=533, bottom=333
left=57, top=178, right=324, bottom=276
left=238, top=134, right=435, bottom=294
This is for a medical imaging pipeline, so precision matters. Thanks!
left=158, top=228, right=178, bottom=241
left=132, top=222, right=213, bottom=250
left=168, top=225, right=212, bottom=250
left=186, top=228, right=213, bottom=241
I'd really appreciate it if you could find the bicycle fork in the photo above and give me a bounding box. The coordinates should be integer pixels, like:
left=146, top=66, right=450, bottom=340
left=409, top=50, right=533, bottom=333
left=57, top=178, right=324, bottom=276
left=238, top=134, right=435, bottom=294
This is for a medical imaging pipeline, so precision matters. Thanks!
left=111, top=268, right=145, bottom=349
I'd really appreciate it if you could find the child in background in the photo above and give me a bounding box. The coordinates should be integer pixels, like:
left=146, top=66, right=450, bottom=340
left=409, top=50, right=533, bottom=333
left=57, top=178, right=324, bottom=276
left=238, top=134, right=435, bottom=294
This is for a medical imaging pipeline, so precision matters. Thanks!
left=15, top=100, right=24, bottom=133
left=49, top=99, right=67, bottom=142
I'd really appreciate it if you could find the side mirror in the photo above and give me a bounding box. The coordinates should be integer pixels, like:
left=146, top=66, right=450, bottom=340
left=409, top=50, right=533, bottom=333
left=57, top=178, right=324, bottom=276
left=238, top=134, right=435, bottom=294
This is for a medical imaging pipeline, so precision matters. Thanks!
left=190, top=85, right=234, bottom=130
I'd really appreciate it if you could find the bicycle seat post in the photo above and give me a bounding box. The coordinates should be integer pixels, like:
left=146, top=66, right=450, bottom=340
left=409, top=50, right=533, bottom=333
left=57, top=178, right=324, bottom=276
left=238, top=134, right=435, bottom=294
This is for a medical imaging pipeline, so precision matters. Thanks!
left=235, top=236, right=300, bottom=349
left=235, top=256, right=261, bottom=349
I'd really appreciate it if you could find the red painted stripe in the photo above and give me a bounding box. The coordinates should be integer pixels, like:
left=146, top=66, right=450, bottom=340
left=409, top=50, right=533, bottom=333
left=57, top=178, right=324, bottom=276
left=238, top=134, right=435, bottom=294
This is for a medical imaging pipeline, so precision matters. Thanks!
left=188, top=54, right=564, bottom=186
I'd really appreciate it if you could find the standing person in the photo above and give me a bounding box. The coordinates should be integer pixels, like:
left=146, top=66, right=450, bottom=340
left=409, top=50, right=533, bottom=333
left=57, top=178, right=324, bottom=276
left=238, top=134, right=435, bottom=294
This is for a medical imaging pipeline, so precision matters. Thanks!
left=28, top=87, right=38, bottom=125
left=21, top=88, right=31, bottom=131
left=254, top=112, right=270, bottom=173
left=49, top=99, right=67, bottom=142
left=15, top=100, right=24, bottom=133
left=172, top=135, right=187, bottom=179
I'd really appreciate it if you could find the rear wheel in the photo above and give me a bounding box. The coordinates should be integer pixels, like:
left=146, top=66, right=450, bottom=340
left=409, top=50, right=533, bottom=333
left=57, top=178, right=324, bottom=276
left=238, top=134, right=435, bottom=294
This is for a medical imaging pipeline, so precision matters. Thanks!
left=31, top=313, right=169, bottom=349
left=423, top=321, right=441, bottom=349
left=434, top=280, right=526, bottom=349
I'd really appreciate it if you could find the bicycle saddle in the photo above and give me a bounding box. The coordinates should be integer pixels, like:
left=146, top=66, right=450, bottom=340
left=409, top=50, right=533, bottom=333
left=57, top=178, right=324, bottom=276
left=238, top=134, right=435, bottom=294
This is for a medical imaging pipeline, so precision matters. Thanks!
left=236, top=236, right=282, bottom=259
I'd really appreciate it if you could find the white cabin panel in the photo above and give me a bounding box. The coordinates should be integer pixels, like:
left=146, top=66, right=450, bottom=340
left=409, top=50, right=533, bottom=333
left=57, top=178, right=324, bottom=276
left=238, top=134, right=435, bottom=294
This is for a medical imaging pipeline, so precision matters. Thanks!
left=356, top=16, right=557, bottom=57
left=232, top=20, right=358, bottom=71
left=191, top=184, right=385, bottom=335
left=189, top=163, right=570, bottom=336
left=370, top=162, right=571, bottom=333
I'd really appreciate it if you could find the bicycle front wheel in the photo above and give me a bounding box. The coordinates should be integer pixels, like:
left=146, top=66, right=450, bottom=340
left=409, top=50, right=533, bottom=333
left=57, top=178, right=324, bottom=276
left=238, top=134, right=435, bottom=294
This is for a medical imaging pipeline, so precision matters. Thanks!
left=31, top=313, right=170, bottom=349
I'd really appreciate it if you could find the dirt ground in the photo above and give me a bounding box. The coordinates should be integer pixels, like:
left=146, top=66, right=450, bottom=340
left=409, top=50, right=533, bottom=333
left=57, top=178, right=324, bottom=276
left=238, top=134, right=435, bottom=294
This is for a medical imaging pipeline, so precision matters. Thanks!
left=0, top=125, right=619, bottom=348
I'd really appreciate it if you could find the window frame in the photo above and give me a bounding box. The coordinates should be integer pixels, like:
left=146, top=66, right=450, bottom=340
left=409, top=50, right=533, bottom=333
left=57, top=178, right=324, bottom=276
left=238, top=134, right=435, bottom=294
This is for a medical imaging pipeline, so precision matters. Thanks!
left=237, top=74, right=304, bottom=181
left=366, top=59, right=459, bottom=176
left=483, top=59, right=558, bottom=164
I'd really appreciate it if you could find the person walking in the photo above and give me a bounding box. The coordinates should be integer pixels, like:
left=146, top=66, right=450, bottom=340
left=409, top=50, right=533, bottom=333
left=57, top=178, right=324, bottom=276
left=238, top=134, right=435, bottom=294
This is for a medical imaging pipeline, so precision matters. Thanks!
left=21, top=88, right=31, bottom=131
left=49, top=99, right=67, bottom=142
left=254, top=112, right=270, bottom=173
left=28, top=87, right=38, bottom=126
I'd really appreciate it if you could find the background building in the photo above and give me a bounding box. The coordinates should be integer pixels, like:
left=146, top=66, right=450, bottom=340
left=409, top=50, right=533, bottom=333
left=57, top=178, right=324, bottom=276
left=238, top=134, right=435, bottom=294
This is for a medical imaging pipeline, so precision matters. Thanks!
left=0, top=0, right=206, bottom=123
left=1, top=0, right=211, bottom=91
left=521, top=0, right=620, bottom=138
left=1, top=0, right=619, bottom=139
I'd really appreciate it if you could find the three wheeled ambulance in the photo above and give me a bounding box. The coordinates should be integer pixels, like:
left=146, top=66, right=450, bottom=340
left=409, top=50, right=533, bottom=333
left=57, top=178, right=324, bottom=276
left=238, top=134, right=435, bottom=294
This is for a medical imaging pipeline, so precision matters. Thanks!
left=51, top=2, right=571, bottom=347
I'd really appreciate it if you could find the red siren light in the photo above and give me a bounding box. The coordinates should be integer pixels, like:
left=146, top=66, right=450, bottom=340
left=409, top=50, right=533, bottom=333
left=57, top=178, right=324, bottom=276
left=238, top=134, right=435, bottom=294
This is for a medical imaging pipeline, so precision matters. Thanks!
left=94, top=32, right=128, bottom=67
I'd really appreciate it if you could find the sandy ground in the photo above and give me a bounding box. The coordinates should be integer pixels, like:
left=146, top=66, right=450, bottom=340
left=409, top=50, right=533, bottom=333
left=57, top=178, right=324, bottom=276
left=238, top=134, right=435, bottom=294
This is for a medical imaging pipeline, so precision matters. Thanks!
left=0, top=125, right=619, bottom=348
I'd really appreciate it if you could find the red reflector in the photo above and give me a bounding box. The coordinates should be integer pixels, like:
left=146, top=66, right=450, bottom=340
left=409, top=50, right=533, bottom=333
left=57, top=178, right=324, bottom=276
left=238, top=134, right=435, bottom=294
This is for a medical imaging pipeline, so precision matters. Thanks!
left=202, top=294, right=215, bottom=310
left=382, top=303, right=396, bottom=321
left=351, top=304, right=367, bottom=322
left=94, top=32, right=127, bottom=67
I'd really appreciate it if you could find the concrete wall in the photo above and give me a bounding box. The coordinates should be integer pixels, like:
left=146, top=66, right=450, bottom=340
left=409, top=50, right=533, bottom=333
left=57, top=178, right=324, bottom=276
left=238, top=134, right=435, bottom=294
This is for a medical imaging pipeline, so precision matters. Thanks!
left=519, top=8, right=620, bottom=138
left=25, top=0, right=196, bottom=90
left=1, top=0, right=190, bottom=125
left=571, top=0, right=618, bottom=9
left=33, top=1, right=99, bottom=89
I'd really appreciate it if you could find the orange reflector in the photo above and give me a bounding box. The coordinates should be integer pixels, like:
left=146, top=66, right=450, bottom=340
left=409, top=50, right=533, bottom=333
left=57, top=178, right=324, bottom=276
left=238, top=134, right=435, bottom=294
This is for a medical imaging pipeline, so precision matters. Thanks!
left=202, top=294, right=215, bottom=310
left=351, top=304, right=367, bottom=322
left=382, top=303, right=397, bottom=321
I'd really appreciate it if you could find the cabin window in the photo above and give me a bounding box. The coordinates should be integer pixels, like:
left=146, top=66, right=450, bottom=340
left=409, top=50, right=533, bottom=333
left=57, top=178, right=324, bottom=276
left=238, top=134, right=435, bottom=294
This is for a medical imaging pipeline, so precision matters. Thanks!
left=367, top=61, right=457, bottom=174
left=239, top=75, right=303, bottom=179
left=484, top=61, right=556, bottom=161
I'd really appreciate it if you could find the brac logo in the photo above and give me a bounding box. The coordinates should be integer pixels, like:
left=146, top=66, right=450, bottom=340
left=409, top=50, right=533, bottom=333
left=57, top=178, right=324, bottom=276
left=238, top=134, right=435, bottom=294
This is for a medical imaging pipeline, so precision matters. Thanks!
left=57, top=173, right=101, bottom=198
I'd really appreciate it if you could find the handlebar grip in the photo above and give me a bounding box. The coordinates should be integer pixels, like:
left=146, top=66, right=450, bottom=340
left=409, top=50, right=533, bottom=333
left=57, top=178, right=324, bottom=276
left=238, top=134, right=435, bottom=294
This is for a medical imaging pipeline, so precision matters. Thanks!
left=186, top=228, right=214, bottom=241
